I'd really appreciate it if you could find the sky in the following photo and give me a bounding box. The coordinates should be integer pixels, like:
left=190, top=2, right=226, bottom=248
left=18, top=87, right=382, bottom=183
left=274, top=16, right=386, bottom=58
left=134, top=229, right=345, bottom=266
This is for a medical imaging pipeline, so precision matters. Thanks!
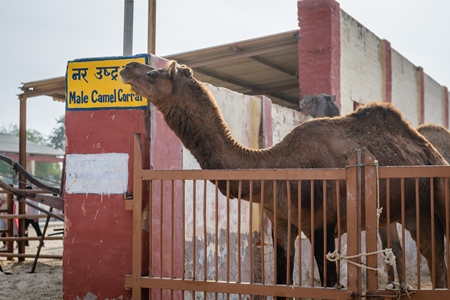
left=0, top=0, right=449, bottom=137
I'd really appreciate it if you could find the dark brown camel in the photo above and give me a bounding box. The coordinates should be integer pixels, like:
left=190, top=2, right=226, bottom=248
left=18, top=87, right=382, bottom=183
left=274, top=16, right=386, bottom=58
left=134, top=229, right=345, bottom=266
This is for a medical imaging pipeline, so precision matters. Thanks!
left=299, top=94, right=406, bottom=284
left=418, top=124, right=450, bottom=163
left=120, top=61, right=449, bottom=289
left=377, top=124, right=450, bottom=285
left=299, top=94, right=339, bottom=118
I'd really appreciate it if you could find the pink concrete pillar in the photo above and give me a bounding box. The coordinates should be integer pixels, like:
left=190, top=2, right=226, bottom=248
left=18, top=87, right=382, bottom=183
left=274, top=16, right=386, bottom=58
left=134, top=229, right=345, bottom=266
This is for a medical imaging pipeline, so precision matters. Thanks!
left=417, top=67, right=425, bottom=125
left=381, top=40, right=392, bottom=103
left=443, top=86, right=449, bottom=129
left=297, top=0, right=341, bottom=107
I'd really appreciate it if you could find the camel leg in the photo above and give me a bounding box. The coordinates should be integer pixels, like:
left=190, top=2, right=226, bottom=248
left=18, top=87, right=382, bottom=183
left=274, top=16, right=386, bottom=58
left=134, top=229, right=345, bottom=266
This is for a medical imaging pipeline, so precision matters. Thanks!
left=405, top=212, right=447, bottom=288
left=313, top=225, right=338, bottom=287
left=379, top=223, right=404, bottom=283
left=272, top=223, right=296, bottom=300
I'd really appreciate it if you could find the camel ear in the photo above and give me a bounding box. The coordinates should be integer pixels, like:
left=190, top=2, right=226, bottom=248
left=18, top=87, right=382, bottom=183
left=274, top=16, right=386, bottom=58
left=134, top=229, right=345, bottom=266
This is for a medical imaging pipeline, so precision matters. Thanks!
left=324, top=95, right=336, bottom=102
left=178, top=65, right=193, bottom=78
left=167, top=61, right=178, bottom=79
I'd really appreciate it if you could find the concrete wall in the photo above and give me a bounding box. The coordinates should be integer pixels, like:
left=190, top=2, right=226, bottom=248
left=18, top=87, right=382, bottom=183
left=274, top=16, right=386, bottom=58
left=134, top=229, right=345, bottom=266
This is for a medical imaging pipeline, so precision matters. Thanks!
left=424, top=74, right=445, bottom=125
left=298, top=0, right=449, bottom=129
left=340, top=10, right=383, bottom=114
left=391, top=49, right=420, bottom=127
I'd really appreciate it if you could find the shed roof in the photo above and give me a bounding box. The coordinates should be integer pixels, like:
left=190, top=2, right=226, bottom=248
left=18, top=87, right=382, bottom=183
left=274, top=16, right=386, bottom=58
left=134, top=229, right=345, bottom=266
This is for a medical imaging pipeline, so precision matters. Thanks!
left=19, top=30, right=300, bottom=109
left=0, top=133, right=64, bottom=157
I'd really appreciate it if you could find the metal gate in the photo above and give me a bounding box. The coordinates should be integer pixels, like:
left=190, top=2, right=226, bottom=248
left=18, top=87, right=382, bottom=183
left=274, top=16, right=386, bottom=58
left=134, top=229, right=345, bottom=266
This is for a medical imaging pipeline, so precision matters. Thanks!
left=126, top=135, right=450, bottom=299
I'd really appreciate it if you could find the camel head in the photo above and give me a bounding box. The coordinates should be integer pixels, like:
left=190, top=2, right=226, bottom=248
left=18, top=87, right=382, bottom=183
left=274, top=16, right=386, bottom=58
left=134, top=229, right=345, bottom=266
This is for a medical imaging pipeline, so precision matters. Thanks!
left=120, top=60, right=193, bottom=107
left=299, top=94, right=339, bottom=118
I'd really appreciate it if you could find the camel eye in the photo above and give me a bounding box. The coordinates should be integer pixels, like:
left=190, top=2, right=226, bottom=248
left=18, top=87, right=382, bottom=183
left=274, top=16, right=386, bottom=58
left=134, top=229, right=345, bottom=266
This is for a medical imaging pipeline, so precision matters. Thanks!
left=147, top=71, right=158, bottom=82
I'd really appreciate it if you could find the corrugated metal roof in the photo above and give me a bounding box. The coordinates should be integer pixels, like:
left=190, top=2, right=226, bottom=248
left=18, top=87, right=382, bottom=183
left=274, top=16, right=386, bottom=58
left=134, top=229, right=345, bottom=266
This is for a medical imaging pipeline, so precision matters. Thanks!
left=19, top=30, right=300, bottom=109
left=166, top=30, right=300, bottom=109
left=0, top=133, right=64, bottom=156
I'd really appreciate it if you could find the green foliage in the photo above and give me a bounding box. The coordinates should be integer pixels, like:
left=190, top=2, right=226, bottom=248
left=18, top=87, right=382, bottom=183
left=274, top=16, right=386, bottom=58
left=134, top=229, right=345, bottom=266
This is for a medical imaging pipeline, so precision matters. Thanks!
left=0, top=123, right=47, bottom=145
left=48, top=115, right=66, bottom=151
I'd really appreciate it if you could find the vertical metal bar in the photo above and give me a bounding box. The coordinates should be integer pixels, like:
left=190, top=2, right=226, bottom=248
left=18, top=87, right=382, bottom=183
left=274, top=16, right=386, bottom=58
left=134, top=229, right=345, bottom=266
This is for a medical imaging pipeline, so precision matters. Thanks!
left=322, top=180, right=327, bottom=287
left=273, top=180, right=277, bottom=285
left=123, top=0, right=134, bottom=55
left=226, top=180, right=230, bottom=300
left=192, top=180, right=196, bottom=299
left=18, top=95, right=27, bottom=260
left=159, top=179, right=163, bottom=299
left=149, top=180, right=153, bottom=277
left=226, top=181, right=230, bottom=286
left=203, top=180, right=207, bottom=299
left=445, top=177, right=450, bottom=288
left=286, top=180, right=291, bottom=285
left=415, top=178, right=421, bottom=288
left=249, top=180, right=253, bottom=285
left=170, top=180, right=174, bottom=300
left=430, top=178, right=436, bottom=289
left=132, top=134, right=143, bottom=300
left=214, top=180, right=219, bottom=300
left=386, top=178, right=391, bottom=284
left=346, top=149, right=362, bottom=295
left=297, top=180, right=302, bottom=287
left=310, top=180, right=315, bottom=287
left=335, top=180, right=341, bottom=284
left=182, top=180, right=185, bottom=283
left=400, top=178, right=406, bottom=286
left=147, top=0, right=156, bottom=54
left=193, top=180, right=196, bottom=281
left=238, top=180, right=242, bottom=290
left=160, top=180, right=163, bottom=278
left=6, top=192, right=13, bottom=253
left=260, top=181, right=265, bottom=284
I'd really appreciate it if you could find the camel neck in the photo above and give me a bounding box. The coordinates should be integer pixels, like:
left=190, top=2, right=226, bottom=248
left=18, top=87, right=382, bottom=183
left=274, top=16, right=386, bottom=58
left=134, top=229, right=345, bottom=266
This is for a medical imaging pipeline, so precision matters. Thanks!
left=159, top=83, right=256, bottom=170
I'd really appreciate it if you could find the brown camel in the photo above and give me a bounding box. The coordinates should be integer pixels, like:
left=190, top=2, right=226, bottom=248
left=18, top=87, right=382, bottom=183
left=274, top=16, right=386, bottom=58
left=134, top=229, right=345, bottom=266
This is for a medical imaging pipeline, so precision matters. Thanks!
left=418, top=124, right=450, bottom=163
left=375, top=124, right=450, bottom=285
left=299, top=94, right=339, bottom=118
left=120, top=61, right=449, bottom=289
left=299, top=94, right=406, bottom=284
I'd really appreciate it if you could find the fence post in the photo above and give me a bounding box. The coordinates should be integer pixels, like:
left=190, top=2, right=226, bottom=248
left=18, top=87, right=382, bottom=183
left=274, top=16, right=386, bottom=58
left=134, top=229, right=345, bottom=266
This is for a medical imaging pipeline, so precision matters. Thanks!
left=362, top=148, right=379, bottom=295
left=346, top=149, right=362, bottom=297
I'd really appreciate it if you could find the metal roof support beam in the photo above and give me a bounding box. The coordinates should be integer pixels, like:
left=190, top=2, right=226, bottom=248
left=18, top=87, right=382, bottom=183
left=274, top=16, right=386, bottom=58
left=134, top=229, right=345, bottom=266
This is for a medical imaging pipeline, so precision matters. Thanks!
left=18, top=94, right=27, bottom=260
left=182, top=42, right=297, bottom=68
left=147, top=0, right=156, bottom=54
left=123, top=0, right=134, bottom=55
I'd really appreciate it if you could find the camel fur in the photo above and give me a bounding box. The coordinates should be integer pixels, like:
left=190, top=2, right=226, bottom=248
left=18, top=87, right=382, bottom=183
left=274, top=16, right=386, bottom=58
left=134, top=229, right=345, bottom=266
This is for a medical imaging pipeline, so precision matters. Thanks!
left=120, top=60, right=449, bottom=288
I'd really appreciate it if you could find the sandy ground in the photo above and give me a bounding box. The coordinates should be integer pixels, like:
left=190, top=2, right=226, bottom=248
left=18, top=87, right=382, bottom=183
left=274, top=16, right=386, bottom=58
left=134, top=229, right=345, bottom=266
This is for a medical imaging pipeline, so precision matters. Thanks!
left=0, top=222, right=63, bottom=300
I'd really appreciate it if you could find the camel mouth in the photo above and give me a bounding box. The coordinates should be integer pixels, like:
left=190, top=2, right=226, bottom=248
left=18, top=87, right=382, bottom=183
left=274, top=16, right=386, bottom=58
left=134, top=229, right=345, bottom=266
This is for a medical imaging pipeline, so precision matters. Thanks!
left=120, top=73, right=132, bottom=84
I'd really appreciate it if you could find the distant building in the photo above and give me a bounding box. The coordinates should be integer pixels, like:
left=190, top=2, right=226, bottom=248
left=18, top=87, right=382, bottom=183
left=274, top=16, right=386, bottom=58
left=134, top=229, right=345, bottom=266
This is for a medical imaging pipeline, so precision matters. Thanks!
left=0, top=133, right=63, bottom=184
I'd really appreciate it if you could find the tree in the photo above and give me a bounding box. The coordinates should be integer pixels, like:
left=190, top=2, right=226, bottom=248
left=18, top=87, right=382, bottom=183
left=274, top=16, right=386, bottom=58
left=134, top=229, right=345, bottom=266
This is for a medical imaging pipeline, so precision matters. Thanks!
left=0, top=123, right=46, bottom=145
left=47, top=115, right=65, bottom=151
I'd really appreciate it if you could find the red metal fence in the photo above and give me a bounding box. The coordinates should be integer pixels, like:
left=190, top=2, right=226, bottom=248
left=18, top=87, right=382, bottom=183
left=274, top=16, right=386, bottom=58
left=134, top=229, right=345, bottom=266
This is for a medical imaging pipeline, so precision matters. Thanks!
left=126, top=136, right=450, bottom=299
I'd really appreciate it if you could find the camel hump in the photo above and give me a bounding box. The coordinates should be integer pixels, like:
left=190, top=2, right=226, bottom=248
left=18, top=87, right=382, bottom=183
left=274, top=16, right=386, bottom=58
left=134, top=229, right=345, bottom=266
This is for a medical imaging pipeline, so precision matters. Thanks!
left=417, top=123, right=450, bottom=163
left=350, top=101, right=405, bottom=123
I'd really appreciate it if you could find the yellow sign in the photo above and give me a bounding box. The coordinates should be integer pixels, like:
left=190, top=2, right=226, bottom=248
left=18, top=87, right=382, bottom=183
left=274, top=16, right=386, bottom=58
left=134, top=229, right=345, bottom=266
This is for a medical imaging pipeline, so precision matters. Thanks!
left=66, top=55, right=149, bottom=110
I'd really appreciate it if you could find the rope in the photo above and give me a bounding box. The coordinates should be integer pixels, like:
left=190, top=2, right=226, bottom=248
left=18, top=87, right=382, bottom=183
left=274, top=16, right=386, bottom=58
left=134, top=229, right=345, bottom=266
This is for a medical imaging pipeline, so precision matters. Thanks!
left=327, top=159, right=389, bottom=272
left=326, top=247, right=396, bottom=272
